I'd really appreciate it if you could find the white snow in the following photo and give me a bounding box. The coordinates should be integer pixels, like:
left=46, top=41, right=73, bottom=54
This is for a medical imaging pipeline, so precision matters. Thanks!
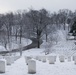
left=0, top=55, right=76, bottom=75
left=0, top=29, right=76, bottom=75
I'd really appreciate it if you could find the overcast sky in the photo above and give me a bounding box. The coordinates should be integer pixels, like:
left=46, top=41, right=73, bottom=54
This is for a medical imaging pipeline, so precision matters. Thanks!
left=0, top=0, right=76, bottom=13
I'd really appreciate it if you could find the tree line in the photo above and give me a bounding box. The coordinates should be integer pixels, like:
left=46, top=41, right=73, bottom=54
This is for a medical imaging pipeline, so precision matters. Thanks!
left=0, top=8, right=76, bottom=49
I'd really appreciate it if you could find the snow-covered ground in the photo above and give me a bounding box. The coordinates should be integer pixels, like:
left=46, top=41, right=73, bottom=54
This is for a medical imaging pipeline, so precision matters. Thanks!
left=0, top=29, right=76, bottom=75
left=0, top=55, right=76, bottom=75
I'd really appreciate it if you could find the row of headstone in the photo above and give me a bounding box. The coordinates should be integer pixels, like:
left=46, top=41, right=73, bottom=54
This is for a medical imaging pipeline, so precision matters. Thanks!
left=34, top=56, right=46, bottom=62
left=25, top=55, right=76, bottom=74
left=34, top=56, right=56, bottom=64
left=0, top=55, right=75, bottom=74
left=35, top=56, right=46, bottom=62
left=34, top=55, right=76, bottom=63
left=0, top=55, right=21, bottom=73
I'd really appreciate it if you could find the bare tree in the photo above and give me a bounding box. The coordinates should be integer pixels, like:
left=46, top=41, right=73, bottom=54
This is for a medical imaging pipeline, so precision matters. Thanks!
left=26, top=9, right=50, bottom=48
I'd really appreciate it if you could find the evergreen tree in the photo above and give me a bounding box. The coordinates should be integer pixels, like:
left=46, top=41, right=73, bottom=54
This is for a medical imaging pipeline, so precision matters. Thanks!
left=70, top=21, right=76, bottom=33
left=70, top=21, right=76, bottom=36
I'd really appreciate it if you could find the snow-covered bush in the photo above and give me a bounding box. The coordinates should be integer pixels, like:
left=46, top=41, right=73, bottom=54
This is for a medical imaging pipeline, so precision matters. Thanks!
left=44, top=42, right=52, bottom=55
left=28, top=59, right=36, bottom=74
left=43, top=30, right=62, bottom=55
left=0, top=59, right=6, bottom=73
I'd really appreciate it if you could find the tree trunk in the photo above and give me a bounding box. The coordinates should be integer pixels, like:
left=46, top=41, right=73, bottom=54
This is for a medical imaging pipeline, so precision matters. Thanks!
left=64, top=23, right=65, bottom=30
left=68, top=25, right=70, bottom=32
left=37, top=35, right=40, bottom=48
left=20, top=36, right=22, bottom=44
left=38, top=39, right=40, bottom=48
left=46, top=33, right=47, bottom=42
left=45, top=26, right=47, bottom=42
left=7, top=31, right=10, bottom=43
left=15, top=28, right=18, bottom=42
left=5, top=43, right=7, bottom=49
left=36, top=29, right=42, bottom=48
left=9, top=26, right=12, bottom=36
left=20, top=26, right=22, bottom=44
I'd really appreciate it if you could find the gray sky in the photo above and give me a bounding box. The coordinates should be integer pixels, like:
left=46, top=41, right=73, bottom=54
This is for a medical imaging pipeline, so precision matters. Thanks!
left=0, top=0, right=76, bottom=13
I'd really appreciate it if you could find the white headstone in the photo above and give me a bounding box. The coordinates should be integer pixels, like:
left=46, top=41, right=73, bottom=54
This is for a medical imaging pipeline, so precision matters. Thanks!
left=33, top=56, right=36, bottom=59
left=68, top=56, right=71, bottom=62
left=59, top=55, right=64, bottom=62
left=74, top=59, right=76, bottom=64
left=38, top=56, right=41, bottom=61
left=0, top=59, right=6, bottom=73
left=41, top=56, right=46, bottom=62
left=4, top=56, right=14, bottom=65
left=73, top=56, right=76, bottom=64
left=36, top=56, right=38, bottom=60
left=25, top=56, right=31, bottom=65
left=28, top=59, right=36, bottom=74
left=73, top=56, right=76, bottom=61
left=48, top=56, right=56, bottom=64
left=0, top=56, right=3, bottom=59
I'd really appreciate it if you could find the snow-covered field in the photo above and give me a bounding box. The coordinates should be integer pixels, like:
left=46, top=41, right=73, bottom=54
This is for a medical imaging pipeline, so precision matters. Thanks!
left=0, top=30, right=76, bottom=75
